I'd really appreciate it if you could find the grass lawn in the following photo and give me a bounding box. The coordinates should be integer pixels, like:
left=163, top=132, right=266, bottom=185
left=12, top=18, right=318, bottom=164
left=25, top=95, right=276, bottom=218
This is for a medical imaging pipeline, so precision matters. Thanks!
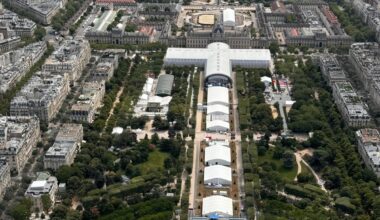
left=258, top=148, right=297, bottom=181
left=138, top=150, right=169, bottom=175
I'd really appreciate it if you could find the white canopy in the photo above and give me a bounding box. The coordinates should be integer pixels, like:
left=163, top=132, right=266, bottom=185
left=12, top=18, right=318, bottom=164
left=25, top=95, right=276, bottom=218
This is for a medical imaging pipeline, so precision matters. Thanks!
left=207, top=104, right=229, bottom=115
left=223, top=8, right=236, bottom=26
left=202, top=195, right=233, bottom=217
left=206, top=120, right=230, bottom=132
left=205, top=145, right=231, bottom=166
left=204, top=165, right=232, bottom=185
left=163, top=42, right=271, bottom=85
left=260, top=76, right=272, bottom=83
left=207, top=86, right=229, bottom=106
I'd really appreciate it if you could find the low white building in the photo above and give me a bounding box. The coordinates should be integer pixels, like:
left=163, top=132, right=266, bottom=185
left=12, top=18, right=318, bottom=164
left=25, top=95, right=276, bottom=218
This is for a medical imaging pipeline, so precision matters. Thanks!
left=204, top=165, right=232, bottom=186
left=25, top=172, right=58, bottom=209
left=205, top=145, right=231, bottom=166
left=206, top=120, right=230, bottom=132
left=202, top=195, right=233, bottom=217
left=207, top=104, right=229, bottom=122
left=207, top=86, right=229, bottom=106
left=223, top=8, right=236, bottom=27
left=164, top=42, right=271, bottom=87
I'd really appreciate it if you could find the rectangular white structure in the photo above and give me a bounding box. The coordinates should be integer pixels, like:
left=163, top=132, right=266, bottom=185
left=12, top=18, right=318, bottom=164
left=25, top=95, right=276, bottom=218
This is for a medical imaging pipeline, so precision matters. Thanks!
left=205, top=145, right=231, bottom=166
left=204, top=165, right=232, bottom=186
left=164, top=42, right=271, bottom=86
left=202, top=195, right=233, bottom=217
left=207, top=86, right=229, bottom=106
left=223, top=8, right=236, bottom=27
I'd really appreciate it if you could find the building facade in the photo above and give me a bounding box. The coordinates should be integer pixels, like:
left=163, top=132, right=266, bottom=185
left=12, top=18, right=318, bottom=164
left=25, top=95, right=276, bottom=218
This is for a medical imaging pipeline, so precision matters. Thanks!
left=70, top=81, right=105, bottom=123
left=349, top=42, right=380, bottom=112
left=332, top=81, right=371, bottom=127
left=0, top=161, right=11, bottom=199
left=0, top=116, right=40, bottom=174
left=356, top=128, right=380, bottom=177
left=0, top=41, right=47, bottom=93
left=25, top=172, right=58, bottom=209
left=4, top=0, right=67, bottom=25
left=42, top=39, right=91, bottom=84
left=44, top=124, right=83, bottom=170
left=10, top=72, right=70, bottom=122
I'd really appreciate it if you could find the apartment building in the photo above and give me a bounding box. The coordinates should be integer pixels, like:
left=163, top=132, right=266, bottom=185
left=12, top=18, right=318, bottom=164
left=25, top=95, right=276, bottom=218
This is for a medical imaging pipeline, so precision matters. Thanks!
left=0, top=41, right=47, bottom=93
left=44, top=124, right=83, bottom=170
left=0, top=8, right=36, bottom=37
left=318, top=54, right=347, bottom=85
left=356, top=128, right=380, bottom=177
left=4, top=0, right=67, bottom=25
left=70, top=81, right=105, bottom=123
left=0, top=116, right=40, bottom=174
left=89, top=53, right=118, bottom=82
left=10, top=72, right=70, bottom=122
left=42, top=39, right=91, bottom=84
left=332, top=81, right=371, bottom=127
left=349, top=42, right=380, bottom=113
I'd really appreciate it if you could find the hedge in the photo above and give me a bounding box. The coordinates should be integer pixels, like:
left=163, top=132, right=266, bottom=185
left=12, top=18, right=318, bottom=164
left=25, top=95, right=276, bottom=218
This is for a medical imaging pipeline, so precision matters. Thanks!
left=284, top=184, right=315, bottom=199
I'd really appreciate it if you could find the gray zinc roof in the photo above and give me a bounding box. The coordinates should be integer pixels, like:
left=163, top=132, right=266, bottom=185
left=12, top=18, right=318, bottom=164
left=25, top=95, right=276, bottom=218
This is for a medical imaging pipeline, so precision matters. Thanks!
left=155, top=74, right=174, bottom=96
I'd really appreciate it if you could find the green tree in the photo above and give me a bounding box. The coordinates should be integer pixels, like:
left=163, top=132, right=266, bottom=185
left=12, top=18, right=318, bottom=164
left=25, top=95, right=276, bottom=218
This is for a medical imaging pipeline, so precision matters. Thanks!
left=41, top=194, right=52, bottom=213
left=9, top=198, right=33, bottom=220
left=34, top=26, right=46, bottom=41
left=269, top=42, right=280, bottom=55
left=282, top=151, right=294, bottom=169
left=50, top=204, right=68, bottom=220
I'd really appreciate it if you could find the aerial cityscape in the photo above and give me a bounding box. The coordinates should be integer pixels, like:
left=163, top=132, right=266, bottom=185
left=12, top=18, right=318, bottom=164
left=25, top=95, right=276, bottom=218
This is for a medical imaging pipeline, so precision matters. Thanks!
left=0, top=0, right=380, bottom=219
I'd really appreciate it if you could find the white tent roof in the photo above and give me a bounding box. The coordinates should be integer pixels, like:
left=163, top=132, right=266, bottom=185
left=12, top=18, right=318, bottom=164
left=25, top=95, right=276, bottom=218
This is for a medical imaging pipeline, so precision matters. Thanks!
left=202, top=195, right=233, bottom=217
left=204, top=165, right=232, bottom=183
left=163, top=42, right=271, bottom=84
left=260, top=76, right=272, bottom=83
left=207, top=104, right=229, bottom=115
left=207, top=86, right=229, bottom=106
left=223, top=8, right=235, bottom=25
left=112, top=127, right=123, bottom=135
left=205, top=145, right=231, bottom=164
left=206, top=120, right=230, bottom=131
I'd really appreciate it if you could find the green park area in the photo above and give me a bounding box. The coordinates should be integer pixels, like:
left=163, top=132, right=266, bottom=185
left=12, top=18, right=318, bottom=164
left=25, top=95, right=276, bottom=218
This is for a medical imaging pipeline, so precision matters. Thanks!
left=138, top=150, right=169, bottom=175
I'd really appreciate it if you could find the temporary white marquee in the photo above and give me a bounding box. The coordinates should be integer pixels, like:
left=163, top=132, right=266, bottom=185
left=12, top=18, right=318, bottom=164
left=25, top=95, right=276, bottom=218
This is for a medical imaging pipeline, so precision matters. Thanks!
left=223, top=8, right=236, bottom=26
left=207, top=86, right=229, bottom=106
left=206, top=120, right=230, bottom=132
left=204, top=165, right=232, bottom=185
left=205, top=145, right=231, bottom=166
left=202, top=195, right=233, bottom=217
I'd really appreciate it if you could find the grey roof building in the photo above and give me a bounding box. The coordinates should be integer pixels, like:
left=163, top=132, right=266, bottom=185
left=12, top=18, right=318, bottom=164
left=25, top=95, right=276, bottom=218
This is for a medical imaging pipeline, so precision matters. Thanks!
left=0, top=41, right=47, bottom=93
left=42, top=39, right=91, bottom=84
left=44, top=124, right=83, bottom=170
left=0, top=116, right=40, bottom=173
left=349, top=42, right=380, bottom=112
left=4, top=0, right=67, bottom=25
left=332, top=81, right=371, bottom=127
left=356, top=128, right=380, bottom=177
left=155, top=74, right=174, bottom=96
left=0, top=8, right=36, bottom=37
left=318, top=54, right=347, bottom=85
left=10, top=72, right=70, bottom=122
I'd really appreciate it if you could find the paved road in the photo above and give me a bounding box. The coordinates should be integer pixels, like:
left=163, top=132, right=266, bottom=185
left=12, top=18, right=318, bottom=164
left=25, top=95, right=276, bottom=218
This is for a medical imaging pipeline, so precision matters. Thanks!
left=231, top=72, right=246, bottom=218
left=189, top=71, right=204, bottom=210
left=268, top=76, right=292, bottom=134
